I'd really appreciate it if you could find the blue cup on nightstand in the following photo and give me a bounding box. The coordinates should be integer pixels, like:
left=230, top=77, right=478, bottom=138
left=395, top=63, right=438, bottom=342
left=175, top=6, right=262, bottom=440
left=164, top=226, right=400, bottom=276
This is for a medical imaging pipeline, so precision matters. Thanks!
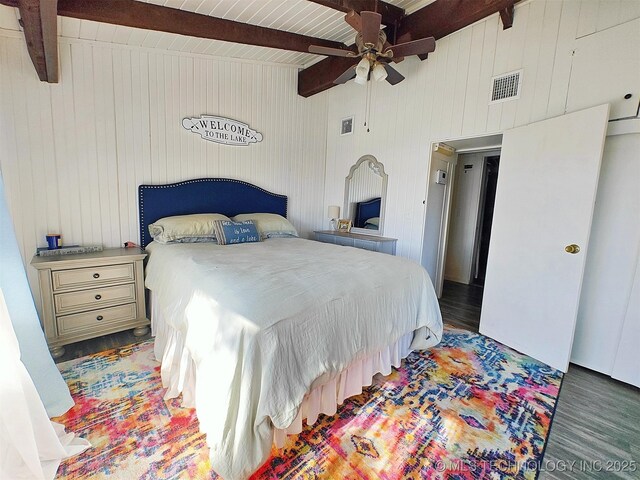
left=46, top=234, right=61, bottom=250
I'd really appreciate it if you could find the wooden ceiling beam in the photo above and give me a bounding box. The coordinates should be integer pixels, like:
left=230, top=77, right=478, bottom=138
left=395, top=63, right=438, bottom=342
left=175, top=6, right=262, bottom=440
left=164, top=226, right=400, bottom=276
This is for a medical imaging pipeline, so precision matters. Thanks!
left=299, top=0, right=520, bottom=97
left=396, top=0, right=519, bottom=43
left=500, top=5, right=515, bottom=30
left=306, top=0, right=404, bottom=26
left=298, top=56, right=357, bottom=98
left=53, top=0, right=350, bottom=55
left=0, top=0, right=59, bottom=82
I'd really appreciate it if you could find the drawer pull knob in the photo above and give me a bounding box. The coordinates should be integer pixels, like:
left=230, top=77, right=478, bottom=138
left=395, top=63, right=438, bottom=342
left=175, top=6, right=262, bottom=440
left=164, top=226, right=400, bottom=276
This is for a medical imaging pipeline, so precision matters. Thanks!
left=96, top=315, right=104, bottom=321
left=93, top=273, right=100, bottom=279
left=95, top=294, right=102, bottom=300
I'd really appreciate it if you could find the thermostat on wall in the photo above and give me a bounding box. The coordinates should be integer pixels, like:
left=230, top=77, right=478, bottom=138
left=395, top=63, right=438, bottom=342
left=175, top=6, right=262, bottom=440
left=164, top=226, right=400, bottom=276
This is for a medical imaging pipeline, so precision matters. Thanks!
left=435, top=169, right=447, bottom=185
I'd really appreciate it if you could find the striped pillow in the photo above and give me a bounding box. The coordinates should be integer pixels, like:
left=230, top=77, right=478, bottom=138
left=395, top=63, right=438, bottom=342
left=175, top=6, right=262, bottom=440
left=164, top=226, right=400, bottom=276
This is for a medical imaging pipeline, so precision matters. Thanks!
left=212, top=220, right=261, bottom=245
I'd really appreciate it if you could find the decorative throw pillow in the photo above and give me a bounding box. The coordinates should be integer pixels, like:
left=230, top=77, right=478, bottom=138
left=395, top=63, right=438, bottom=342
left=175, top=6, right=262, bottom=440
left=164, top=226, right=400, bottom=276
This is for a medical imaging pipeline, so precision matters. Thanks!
left=212, top=220, right=261, bottom=245
left=231, top=213, right=298, bottom=239
left=148, top=213, right=230, bottom=244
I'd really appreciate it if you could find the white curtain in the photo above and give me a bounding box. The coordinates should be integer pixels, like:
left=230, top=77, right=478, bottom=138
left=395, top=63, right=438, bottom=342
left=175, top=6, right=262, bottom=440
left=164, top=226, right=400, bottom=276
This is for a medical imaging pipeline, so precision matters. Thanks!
left=0, top=173, right=74, bottom=416
left=0, top=288, right=90, bottom=479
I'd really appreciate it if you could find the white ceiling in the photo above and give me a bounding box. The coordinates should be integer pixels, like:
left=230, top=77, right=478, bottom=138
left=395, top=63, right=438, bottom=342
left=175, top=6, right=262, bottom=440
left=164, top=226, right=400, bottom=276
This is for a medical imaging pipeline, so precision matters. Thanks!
left=0, top=0, right=435, bottom=67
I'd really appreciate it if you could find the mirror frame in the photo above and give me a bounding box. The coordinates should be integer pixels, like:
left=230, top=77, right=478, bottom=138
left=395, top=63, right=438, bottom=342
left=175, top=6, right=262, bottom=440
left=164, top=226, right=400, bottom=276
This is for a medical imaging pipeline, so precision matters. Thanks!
left=344, top=154, right=388, bottom=236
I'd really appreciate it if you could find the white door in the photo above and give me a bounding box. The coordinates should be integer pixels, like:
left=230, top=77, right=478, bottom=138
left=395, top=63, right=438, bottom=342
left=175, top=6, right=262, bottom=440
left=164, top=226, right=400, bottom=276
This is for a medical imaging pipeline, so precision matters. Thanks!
left=479, top=104, right=609, bottom=372
left=444, top=154, right=485, bottom=284
left=421, top=152, right=455, bottom=296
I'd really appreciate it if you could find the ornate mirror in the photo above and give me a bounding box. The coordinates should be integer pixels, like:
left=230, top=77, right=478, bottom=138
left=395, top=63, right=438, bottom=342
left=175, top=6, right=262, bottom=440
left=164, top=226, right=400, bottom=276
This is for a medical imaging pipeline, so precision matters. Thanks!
left=344, top=155, right=388, bottom=235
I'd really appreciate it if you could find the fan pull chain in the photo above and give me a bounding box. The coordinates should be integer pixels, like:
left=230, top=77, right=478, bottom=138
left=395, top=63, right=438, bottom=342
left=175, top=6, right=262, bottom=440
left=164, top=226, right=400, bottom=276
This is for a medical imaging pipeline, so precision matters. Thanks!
left=364, top=79, right=372, bottom=133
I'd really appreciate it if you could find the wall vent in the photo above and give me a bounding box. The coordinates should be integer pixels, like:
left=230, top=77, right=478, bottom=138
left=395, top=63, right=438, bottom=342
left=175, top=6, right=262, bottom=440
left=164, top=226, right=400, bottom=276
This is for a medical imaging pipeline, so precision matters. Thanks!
left=490, top=70, right=522, bottom=104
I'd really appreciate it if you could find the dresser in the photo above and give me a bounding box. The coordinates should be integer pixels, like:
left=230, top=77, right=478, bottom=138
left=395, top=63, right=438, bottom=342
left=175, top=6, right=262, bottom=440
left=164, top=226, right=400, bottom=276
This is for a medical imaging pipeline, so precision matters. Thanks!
left=314, top=230, right=397, bottom=255
left=31, top=248, right=149, bottom=358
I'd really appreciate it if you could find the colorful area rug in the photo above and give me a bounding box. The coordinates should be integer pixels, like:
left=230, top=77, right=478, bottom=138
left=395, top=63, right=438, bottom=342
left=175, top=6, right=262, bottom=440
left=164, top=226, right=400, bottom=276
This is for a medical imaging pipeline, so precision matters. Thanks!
left=54, top=326, right=562, bottom=479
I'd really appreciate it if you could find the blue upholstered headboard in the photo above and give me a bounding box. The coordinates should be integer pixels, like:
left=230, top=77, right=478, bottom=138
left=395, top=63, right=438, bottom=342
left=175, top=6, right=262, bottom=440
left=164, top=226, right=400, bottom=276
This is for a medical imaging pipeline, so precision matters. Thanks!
left=354, top=197, right=381, bottom=228
left=138, top=178, right=288, bottom=247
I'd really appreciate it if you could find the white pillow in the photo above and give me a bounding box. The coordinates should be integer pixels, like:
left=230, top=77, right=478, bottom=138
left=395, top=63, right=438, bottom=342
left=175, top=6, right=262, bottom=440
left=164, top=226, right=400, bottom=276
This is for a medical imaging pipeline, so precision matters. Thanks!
left=148, top=213, right=231, bottom=244
left=231, top=213, right=298, bottom=239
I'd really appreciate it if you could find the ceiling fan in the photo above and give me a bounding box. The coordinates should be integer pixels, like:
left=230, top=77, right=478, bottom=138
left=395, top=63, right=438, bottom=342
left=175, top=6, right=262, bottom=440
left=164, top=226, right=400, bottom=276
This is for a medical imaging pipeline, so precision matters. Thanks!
left=309, top=11, right=436, bottom=86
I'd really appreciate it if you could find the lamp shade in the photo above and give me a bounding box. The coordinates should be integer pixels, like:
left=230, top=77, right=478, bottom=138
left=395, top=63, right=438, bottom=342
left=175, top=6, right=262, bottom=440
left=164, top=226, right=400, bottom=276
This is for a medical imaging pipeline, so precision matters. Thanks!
left=372, top=62, right=387, bottom=82
left=354, top=75, right=367, bottom=85
left=355, top=57, right=370, bottom=84
left=328, top=205, right=340, bottom=219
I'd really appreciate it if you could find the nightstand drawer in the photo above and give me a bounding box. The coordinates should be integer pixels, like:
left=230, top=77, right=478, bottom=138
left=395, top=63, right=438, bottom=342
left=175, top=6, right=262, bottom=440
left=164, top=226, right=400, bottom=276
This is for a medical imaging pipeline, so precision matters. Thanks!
left=57, top=303, right=138, bottom=336
left=52, top=263, right=135, bottom=291
left=54, top=283, right=136, bottom=315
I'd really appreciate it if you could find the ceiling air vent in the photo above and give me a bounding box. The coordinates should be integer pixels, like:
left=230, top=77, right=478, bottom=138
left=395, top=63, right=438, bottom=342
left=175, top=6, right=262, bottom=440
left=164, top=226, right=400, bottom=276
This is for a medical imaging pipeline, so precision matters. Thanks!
left=490, top=70, right=522, bottom=104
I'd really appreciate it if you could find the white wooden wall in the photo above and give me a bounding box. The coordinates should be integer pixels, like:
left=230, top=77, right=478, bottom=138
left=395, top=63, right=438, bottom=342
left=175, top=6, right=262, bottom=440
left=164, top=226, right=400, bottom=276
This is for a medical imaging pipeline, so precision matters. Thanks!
left=323, top=0, right=640, bottom=261
left=0, top=33, right=328, bottom=313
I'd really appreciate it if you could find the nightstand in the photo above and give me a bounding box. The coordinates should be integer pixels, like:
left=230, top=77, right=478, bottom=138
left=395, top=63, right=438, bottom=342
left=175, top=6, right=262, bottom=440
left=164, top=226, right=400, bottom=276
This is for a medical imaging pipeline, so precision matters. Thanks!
left=314, top=230, right=397, bottom=255
left=31, top=248, right=149, bottom=359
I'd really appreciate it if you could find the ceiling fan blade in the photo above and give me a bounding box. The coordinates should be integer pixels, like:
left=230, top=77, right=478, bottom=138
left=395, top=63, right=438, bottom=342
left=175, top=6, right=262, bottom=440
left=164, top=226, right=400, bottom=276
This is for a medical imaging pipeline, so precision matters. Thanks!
left=383, top=41, right=404, bottom=63
left=385, top=37, right=436, bottom=58
left=334, top=65, right=357, bottom=85
left=345, top=10, right=362, bottom=32
left=309, top=45, right=357, bottom=57
left=383, top=64, right=405, bottom=85
left=361, top=11, right=382, bottom=47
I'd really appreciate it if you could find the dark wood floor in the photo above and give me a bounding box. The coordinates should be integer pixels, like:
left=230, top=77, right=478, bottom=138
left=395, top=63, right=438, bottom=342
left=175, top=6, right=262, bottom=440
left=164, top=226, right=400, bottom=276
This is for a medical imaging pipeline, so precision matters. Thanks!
left=58, top=281, right=639, bottom=479
left=54, top=328, right=152, bottom=363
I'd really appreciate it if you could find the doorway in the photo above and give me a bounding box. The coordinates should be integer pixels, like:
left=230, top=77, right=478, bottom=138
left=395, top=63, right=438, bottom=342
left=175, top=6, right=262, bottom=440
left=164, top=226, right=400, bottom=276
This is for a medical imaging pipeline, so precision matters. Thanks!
left=420, top=133, right=503, bottom=299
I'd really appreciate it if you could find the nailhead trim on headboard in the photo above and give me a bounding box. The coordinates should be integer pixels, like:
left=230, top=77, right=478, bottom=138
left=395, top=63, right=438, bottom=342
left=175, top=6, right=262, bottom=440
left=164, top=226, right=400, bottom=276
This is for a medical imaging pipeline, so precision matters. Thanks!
left=138, top=178, right=288, bottom=248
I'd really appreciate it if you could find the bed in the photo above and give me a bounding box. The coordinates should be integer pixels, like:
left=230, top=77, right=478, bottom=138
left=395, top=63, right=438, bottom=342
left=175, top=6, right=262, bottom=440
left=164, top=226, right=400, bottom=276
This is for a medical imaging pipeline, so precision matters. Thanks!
left=139, top=178, right=443, bottom=480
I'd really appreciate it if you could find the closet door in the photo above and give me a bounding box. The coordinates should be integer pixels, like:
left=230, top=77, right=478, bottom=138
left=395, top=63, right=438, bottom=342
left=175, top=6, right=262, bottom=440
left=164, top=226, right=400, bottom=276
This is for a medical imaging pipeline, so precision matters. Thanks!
left=480, top=104, right=609, bottom=372
left=570, top=132, right=640, bottom=376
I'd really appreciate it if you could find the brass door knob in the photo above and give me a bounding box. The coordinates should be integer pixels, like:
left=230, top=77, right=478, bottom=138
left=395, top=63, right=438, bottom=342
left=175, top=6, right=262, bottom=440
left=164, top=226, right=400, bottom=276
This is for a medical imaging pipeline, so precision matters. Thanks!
left=565, top=244, right=580, bottom=254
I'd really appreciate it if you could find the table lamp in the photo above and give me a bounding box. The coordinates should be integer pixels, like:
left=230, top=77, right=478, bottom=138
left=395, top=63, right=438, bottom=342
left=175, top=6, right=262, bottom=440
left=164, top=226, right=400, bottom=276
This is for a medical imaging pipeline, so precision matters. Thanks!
left=328, top=205, right=340, bottom=230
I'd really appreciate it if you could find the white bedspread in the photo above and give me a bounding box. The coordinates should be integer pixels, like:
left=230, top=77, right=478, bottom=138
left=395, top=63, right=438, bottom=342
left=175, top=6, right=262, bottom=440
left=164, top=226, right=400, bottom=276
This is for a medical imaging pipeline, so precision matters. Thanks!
left=145, top=238, right=442, bottom=480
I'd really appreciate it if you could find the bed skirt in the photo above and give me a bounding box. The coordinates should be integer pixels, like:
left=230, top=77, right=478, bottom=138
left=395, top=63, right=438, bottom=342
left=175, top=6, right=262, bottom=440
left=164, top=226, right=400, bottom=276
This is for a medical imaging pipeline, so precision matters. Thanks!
left=150, top=294, right=414, bottom=448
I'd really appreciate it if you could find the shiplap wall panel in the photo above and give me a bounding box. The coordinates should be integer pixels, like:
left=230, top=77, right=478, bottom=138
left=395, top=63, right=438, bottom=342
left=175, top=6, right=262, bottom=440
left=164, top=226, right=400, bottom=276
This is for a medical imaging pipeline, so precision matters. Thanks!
left=0, top=36, right=327, bottom=314
left=529, top=0, right=563, bottom=122
left=486, top=15, right=510, bottom=132
left=473, top=18, right=497, bottom=133
left=514, top=0, right=545, bottom=127
left=460, top=24, right=484, bottom=136
left=547, top=0, right=581, bottom=119
left=499, top=2, right=529, bottom=130
left=577, top=0, right=640, bottom=37
left=450, top=27, right=472, bottom=137
left=323, top=0, right=640, bottom=262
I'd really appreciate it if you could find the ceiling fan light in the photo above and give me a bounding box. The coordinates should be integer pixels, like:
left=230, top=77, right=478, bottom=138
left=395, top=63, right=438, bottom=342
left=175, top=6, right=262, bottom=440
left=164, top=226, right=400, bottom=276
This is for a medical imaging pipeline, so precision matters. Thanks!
left=355, top=57, right=370, bottom=79
left=372, top=63, right=387, bottom=82
left=354, top=74, right=367, bottom=85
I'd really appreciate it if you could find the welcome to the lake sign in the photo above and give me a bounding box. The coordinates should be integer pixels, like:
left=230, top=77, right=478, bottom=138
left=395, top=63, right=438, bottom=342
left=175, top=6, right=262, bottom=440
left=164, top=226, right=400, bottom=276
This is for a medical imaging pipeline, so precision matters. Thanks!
left=182, top=115, right=263, bottom=146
